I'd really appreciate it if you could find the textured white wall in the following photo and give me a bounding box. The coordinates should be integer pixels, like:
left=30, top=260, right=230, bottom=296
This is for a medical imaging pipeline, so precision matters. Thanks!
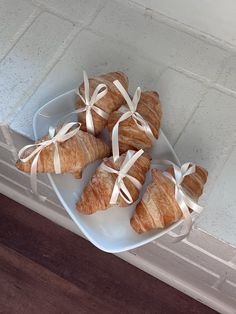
left=129, top=0, right=236, bottom=46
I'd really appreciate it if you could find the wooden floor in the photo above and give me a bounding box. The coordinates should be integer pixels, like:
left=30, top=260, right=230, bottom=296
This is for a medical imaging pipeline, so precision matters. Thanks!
left=0, top=194, right=217, bottom=314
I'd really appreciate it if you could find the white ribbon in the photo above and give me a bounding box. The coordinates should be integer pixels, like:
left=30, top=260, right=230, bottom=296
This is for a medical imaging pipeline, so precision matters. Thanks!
left=18, top=122, right=81, bottom=196
left=153, top=160, right=203, bottom=241
left=70, top=71, right=109, bottom=134
left=112, top=80, right=156, bottom=162
left=100, top=149, right=144, bottom=205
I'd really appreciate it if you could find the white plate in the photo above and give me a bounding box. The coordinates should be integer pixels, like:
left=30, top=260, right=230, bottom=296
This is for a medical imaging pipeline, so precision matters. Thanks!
left=33, top=89, right=183, bottom=253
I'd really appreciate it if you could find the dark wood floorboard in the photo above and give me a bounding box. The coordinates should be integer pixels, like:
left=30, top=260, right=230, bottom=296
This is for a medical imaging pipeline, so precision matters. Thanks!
left=0, top=193, right=217, bottom=314
left=0, top=244, right=115, bottom=314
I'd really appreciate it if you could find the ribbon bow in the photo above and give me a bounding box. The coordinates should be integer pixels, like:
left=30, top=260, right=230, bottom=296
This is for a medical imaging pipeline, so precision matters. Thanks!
left=112, top=80, right=156, bottom=162
left=154, top=160, right=203, bottom=241
left=74, top=71, right=108, bottom=134
left=100, top=149, right=144, bottom=205
left=18, top=122, right=81, bottom=196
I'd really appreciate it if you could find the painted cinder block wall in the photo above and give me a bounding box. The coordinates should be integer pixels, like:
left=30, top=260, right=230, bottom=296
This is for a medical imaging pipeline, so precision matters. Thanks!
left=0, top=1, right=236, bottom=312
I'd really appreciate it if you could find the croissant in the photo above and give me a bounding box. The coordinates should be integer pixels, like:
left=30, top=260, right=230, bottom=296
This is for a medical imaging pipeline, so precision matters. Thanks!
left=131, top=165, right=208, bottom=234
left=77, top=71, right=128, bottom=135
left=16, top=128, right=110, bottom=179
left=107, top=91, right=162, bottom=153
left=76, top=152, right=151, bottom=215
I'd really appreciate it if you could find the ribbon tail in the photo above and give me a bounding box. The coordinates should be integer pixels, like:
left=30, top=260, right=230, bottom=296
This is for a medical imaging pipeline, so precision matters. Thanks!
left=29, top=151, right=46, bottom=201
left=112, top=121, right=120, bottom=163
left=86, top=108, right=94, bottom=134
left=119, top=181, right=133, bottom=204
left=110, top=180, right=121, bottom=205
left=126, top=174, right=142, bottom=190
left=112, top=112, right=132, bottom=162
left=83, top=71, right=90, bottom=105
left=30, top=152, right=40, bottom=195
left=169, top=214, right=192, bottom=242
left=170, top=188, right=192, bottom=242
left=113, top=80, right=134, bottom=111
left=180, top=190, right=203, bottom=214
left=133, top=112, right=156, bottom=144
left=132, top=87, right=141, bottom=110
left=54, top=143, right=61, bottom=174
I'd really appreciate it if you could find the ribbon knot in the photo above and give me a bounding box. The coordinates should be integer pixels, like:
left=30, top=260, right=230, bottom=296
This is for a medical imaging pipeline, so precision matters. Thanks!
left=100, top=149, right=144, bottom=205
left=74, top=71, right=109, bottom=134
left=153, top=160, right=203, bottom=241
left=112, top=80, right=156, bottom=162
left=18, top=122, right=81, bottom=196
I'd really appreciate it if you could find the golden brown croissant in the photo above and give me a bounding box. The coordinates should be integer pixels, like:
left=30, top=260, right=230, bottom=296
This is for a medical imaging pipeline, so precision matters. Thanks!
left=131, top=165, right=208, bottom=234
left=76, top=152, right=151, bottom=215
left=16, top=128, right=110, bottom=179
left=77, top=71, right=128, bottom=135
left=107, top=91, right=162, bottom=153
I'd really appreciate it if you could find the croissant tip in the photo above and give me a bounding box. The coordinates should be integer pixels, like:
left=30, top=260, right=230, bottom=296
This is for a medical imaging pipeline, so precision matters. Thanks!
left=130, top=216, right=143, bottom=234
left=143, top=152, right=151, bottom=161
left=151, top=167, right=159, bottom=175
left=16, top=160, right=23, bottom=171
left=76, top=203, right=85, bottom=214
left=73, top=171, right=82, bottom=179
left=196, top=165, right=208, bottom=183
left=148, top=90, right=159, bottom=97
left=76, top=201, right=94, bottom=215
left=116, top=70, right=126, bottom=75
left=153, top=91, right=159, bottom=98
left=15, top=160, right=20, bottom=169
left=142, top=90, right=159, bottom=98
left=115, top=71, right=128, bottom=83
left=76, top=202, right=82, bottom=212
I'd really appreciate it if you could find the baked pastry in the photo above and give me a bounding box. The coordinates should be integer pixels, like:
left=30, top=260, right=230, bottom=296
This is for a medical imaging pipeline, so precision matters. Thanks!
left=16, top=125, right=110, bottom=179
left=76, top=151, right=151, bottom=215
left=130, top=165, right=208, bottom=234
left=107, top=90, right=162, bottom=153
left=76, top=71, right=128, bottom=135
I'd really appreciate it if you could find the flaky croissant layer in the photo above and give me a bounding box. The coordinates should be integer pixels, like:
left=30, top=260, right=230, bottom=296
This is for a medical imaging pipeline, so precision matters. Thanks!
left=77, top=71, right=128, bottom=135
left=108, top=90, right=162, bottom=153
left=76, top=152, right=151, bottom=215
left=131, top=165, right=208, bottom=234
left=16, top=129, right=110, bottom=179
